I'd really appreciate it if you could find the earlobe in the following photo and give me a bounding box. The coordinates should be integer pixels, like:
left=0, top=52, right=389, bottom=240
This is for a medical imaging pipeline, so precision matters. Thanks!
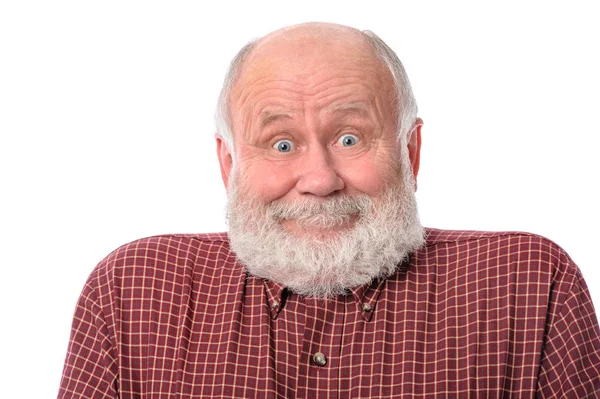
left=216, top=135, right=233, bottom=191
left=407, top=118, right=423, bottom=191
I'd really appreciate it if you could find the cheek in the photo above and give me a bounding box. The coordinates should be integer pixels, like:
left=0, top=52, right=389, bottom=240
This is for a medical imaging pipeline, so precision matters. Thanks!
left=339, top=156, right=399, bottom=196
left=238, top=160, right=297, bottom=202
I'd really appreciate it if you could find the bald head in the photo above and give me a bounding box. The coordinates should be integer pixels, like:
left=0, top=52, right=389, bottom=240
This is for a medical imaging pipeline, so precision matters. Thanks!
left=235, top=23, right=386, bottom=100
left=215, top=22, right=418, bottom=153
left=248, top=22, right=372, bottom=60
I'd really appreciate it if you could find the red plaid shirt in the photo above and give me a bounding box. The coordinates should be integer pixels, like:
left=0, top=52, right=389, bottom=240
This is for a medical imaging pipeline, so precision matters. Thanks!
left=59, top=228, right=600, bottom=398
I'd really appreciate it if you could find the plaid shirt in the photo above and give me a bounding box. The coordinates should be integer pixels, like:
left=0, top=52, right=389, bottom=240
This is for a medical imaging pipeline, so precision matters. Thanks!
left=59, top=228, right=600, bottom=398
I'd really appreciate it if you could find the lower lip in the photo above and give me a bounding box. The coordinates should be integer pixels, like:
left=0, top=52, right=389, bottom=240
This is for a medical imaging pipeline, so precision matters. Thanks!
left=281, top=217, right=358, bottom=237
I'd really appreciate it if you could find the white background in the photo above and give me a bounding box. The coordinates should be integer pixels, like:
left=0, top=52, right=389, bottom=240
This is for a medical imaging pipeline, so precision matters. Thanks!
left=1, top=1, right=598, bottom=396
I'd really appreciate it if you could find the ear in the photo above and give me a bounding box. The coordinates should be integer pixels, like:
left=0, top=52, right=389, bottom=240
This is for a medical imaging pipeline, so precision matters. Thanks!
left=407, top=117, right=423, bottom=190
left=216, top=135, right=233, bottom=191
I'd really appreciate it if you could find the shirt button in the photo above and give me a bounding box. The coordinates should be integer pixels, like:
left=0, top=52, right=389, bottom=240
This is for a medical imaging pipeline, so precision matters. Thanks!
left=362, top=303, right=373, bottom=312
left=313, top=352, right=327, bottom=366
left=271, top=300, right=279, bottom=309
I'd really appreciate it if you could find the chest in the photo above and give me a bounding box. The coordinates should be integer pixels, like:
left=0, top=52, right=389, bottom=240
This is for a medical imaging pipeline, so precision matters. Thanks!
left=117, top=276, right=547, bottom=398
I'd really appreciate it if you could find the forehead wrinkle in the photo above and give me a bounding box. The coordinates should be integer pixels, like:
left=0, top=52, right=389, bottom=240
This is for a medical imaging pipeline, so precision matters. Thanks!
left=312, top=83, right=379, bottom=112
left=238, top=57, right=382, bottom=101
left=234, top=58, right=384, bottom=108
left=232, top=84, right=303, bottom=135
left=232, top=61, right=392, bottom=135
left=234, top=79, right=305, bottom=111
left=302, top=67, right=382, bottom=92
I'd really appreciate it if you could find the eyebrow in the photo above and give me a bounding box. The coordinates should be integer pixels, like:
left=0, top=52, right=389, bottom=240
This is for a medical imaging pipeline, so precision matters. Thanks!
left=327, top=102, right=370, bottom=117
left=259, top=110, right=293, bottom=128
left=258, top=102, right=370, bottom=128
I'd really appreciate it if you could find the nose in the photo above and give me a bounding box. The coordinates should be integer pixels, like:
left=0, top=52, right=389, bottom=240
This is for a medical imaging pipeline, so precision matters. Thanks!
left=295, top=146, right=344, bottom=196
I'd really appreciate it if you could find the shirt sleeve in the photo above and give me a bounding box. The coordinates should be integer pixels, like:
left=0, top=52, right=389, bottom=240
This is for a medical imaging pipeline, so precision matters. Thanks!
left=58, top=279, right=119, bottom=398
left=537, top=267, right=600, bottom=398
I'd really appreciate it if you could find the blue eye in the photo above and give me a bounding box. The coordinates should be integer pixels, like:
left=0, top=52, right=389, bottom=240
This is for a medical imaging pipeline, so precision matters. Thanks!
left=338, top=134, right=358, bottom=147
left=273, top=140, right=294, bottom=152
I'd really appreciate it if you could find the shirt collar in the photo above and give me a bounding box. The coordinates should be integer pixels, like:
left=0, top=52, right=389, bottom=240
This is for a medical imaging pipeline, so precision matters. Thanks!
left=263, top=279, right=287, bottom=319
left=262, top=256, right=411, bottom=321
left=349, top=277, right=386, bottom=322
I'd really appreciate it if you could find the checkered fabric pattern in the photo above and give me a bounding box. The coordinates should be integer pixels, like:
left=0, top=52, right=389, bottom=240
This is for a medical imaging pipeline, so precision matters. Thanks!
left=58, top=228, right=600, bottom=398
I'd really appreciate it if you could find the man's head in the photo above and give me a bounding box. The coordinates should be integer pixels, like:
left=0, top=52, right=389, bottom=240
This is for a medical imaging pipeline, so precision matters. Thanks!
left=216, top=23, right=425, bottom=298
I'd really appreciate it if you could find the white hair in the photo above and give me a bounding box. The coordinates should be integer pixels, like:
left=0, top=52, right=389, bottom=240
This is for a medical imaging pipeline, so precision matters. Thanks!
left=214, top=29, right=419, bottom=157
left=214, top=40, right=258, bottom=155
left=361, top=30, right=419, bottom=144
left=226, top=165, right=425, bottom=299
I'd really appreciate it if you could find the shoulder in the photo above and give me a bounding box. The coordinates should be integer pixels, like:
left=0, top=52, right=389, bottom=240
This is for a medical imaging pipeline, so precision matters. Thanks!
left=103, top=232, right=233, bottom=265
left=420, top=227, right=578, bottom=283
left=424, top=227, right=571, bottom=259
left=85, top=232, right=241, bottom=295
left=415, top=228, right=588, bottom=326
left=425, top=227, right=560, bottom=248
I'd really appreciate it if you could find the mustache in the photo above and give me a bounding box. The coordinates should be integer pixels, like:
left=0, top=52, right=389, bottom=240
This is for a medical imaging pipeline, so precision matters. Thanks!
left=265, top=195, right=373, bottom=228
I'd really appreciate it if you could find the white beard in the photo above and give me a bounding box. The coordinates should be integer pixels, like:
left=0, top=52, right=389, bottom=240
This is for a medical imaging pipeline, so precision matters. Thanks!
left=226, top=166, right=425, bottom=299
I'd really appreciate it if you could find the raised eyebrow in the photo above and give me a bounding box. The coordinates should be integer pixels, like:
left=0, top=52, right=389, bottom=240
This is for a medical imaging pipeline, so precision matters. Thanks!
left=327, top=102, right=370, bottom=117
left=259, top=110, right=293, bottom=128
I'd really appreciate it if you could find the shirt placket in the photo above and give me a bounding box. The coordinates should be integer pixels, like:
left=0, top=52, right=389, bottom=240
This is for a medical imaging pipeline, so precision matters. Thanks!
left=296, top=295, right=349, bottom=399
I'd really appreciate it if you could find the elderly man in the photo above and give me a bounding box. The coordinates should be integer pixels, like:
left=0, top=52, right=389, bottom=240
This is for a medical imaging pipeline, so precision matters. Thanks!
left=59, top=23, right=600, bottom=398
